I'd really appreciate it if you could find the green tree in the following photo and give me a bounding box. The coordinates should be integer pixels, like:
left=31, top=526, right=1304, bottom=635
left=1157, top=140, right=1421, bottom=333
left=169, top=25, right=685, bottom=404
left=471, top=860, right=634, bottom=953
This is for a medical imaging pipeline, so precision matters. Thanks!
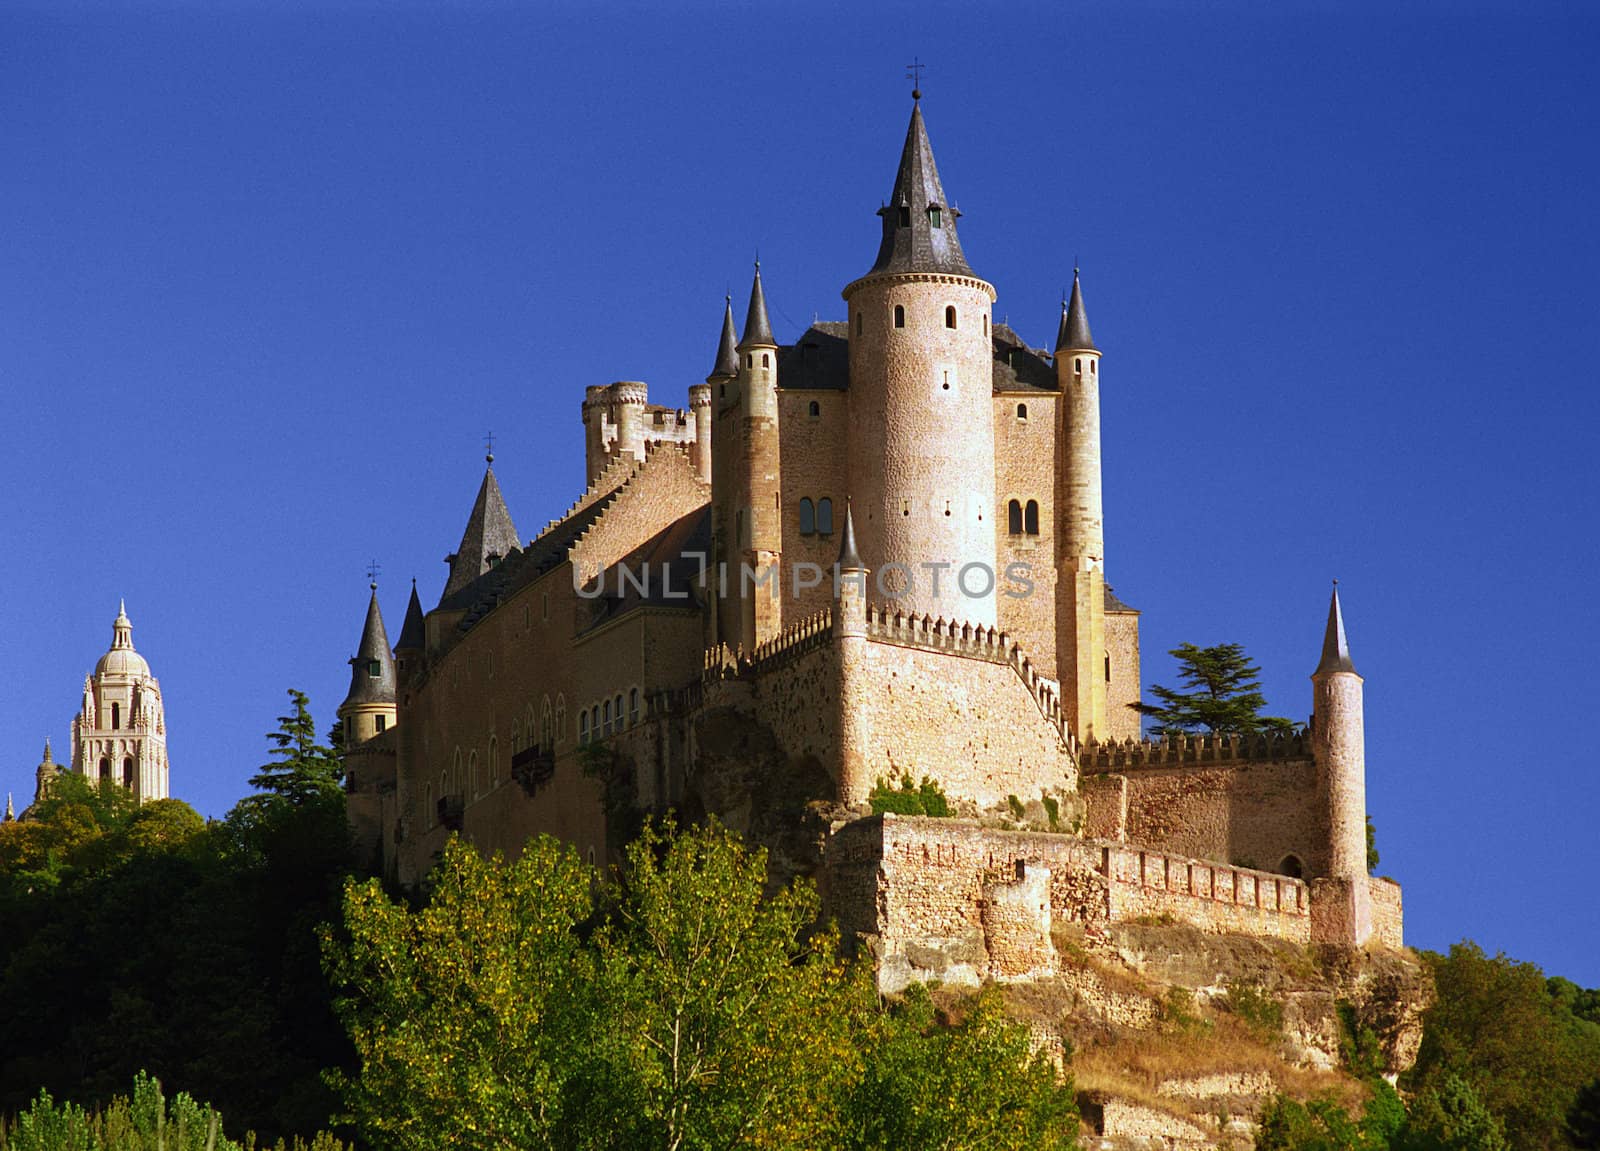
left=1567, top=1078, right=1600, bottom=1148
left=1401, top=1073, right=1509, bottom=1151
left=1134, top=643, right=1296, bottom=737
left=1404, top=942, right=1600, bottom=1150
left=249, top=690, right=342, bottom=804
left=1255, top=1082, right=1403, bottom=1151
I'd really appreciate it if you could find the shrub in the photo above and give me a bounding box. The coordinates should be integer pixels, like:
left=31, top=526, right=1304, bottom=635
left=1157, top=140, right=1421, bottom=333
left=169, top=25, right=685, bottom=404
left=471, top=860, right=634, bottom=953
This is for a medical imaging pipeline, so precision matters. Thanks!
left=1224, top=979, right=1284, bottom=1040
left=868, top=776, right=951, bottom=818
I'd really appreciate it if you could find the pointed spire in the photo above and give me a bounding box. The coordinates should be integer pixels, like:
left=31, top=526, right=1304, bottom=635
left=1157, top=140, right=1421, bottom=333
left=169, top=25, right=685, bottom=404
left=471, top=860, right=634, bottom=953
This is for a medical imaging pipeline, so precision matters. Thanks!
left=396, top=578, right=426, bottom=654
left=41, top=739, right=53, bottom=766
left=4, top=794, right=12, bottom=822
left=737, top=261, right=775, bottom=350
left=837, top=500, right=864, bottom=571
left=710, top=295, right=740, bottom=379
left=867, top=99, right=975, bottom=278
left=1315, top=583, right=1357, bottom=675
left=1056, top=267, right=1097, bottom=353
left=441, top=464, right=521, bottom=602
left=344, top=587, right=397, bottom=708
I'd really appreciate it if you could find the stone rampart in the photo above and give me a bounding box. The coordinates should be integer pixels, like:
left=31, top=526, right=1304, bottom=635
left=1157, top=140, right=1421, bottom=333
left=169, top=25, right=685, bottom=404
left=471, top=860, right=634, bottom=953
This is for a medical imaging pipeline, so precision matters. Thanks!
left=826, top=815, right=1314, bottom=992
left=1369, top=876, right=1404, bottom=950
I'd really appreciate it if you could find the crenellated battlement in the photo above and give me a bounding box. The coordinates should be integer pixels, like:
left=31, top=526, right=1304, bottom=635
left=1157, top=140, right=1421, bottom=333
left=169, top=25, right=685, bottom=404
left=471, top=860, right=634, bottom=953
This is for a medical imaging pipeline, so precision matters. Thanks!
left=703, top=606, right=836, bottom=682
left=1081, top=730, right=1312, bottom=772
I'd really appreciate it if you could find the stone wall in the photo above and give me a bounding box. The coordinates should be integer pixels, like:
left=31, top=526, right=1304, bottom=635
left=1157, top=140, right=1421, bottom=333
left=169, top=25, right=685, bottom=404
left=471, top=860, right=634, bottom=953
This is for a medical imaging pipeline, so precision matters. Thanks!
left=1369, top=876, right=1404, bottom=950
left=993, top=390, right=1058, bottom=678
left=1087, top=751, right=1322, bottom=879
left=570, top=444, right=710, bottom=586
left=825, top=816, right=1313, bottom=992
left=777, top=388, right=850, bottom=623
left=1104, top=605, right=1142, bottom=741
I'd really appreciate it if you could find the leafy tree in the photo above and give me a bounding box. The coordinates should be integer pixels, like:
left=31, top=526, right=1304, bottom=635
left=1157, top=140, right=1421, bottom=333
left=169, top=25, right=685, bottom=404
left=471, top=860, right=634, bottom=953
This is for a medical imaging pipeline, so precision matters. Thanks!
left=1255, top=1081, right=1402, bottom=1151
left=1134, top=642, right=1296, bottom=737
left=1404, top=942, right=1600, bottom=1150
left=249, top=690, right=342, bottom=804
left=840, top=983, right=1078, bottom=1150
left=1402, top=1073, right=1509, bottom=1151
left=1567, top=1078, right=1600, bottom=1149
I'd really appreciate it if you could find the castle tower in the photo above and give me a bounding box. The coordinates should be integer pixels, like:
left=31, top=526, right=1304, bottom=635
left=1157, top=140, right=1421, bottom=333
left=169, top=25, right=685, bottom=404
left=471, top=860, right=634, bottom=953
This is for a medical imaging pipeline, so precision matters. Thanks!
left=688, top=382, right=713, bottom=484
left=611, top=381, right=650, bottom=463
left=713, top=264, right=784, bottom=652
left=441, top=455, right=520, bottom=603
left=71, top=601, right=169, bottom=802
left=1055, top=269, right=1108, bottom=743
left=338, top=583, right=398, bottom=747
left=833, top=503, right=872, bottom=803
left=581, top=385, right=611, bottom=485
left=394, top=578, right=426, bottom=679
left=1310, top=584, right=1372, bottom=945
left=842, top=95, right=998, bottom=626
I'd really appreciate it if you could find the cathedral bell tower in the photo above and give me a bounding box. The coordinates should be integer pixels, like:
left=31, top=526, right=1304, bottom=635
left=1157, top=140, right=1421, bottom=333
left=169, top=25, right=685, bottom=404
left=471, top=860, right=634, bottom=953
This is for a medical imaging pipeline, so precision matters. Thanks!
left=842, top=94, right=998, bottom=626
left=71, top=602, right=170, bottom=802
left=1055, top=270, right=1108, bottom=744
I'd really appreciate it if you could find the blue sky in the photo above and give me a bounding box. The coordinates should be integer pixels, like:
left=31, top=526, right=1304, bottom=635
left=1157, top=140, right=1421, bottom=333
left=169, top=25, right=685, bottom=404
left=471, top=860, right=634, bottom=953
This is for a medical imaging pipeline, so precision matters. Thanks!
left=2, top=2, right=1596, bottom=984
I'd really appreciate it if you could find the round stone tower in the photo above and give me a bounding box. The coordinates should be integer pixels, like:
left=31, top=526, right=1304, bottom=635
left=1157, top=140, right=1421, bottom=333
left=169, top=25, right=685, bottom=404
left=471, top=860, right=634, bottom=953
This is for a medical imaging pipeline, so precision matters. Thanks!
left=842, top=96, right=997, bottom=626
left=1310, top=584, right=1373, bottom=946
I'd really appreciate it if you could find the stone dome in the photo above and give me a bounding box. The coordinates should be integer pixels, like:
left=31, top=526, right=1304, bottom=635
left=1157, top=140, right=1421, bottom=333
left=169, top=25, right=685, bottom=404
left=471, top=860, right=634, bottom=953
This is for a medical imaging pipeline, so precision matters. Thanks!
left=94, top=602, right=150, bottom=680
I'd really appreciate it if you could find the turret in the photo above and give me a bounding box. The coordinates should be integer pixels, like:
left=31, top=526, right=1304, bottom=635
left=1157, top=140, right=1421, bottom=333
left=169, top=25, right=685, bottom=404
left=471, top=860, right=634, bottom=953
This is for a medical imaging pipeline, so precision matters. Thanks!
left=1055, top=268, right=1108, bottom=743
left=696, top=295, right=739, bottom=485
left=841, top=95, right=997, bottom=625
left=339, top=583, right=399, bottom=747
left=581, top=385, right=611, bottom=485
left=1310, top=584, right=1373, bottom=946
left=611, top=381, right=650, bottom=463
left=394, top=577, right=426, bottom=681
left=833, top=502, right=872, bottom=804
left=713, top=263, right=784, bottom=652
left=441, top=455, right=520, bottom=604
left=34, top=739, right=61, bottom=805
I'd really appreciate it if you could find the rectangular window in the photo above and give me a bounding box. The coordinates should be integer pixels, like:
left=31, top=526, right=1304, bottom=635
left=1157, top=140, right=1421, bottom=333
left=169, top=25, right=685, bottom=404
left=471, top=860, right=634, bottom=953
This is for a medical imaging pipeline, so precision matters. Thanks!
left=375, top=714, right=387, bottom=733
left=368, top=660, right=381, bottom=678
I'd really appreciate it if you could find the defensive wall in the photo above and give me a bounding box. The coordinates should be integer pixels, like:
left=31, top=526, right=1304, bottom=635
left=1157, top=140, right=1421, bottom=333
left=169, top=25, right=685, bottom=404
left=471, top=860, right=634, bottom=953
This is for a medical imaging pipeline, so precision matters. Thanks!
left=1081, top=734, right=1323, bottom=877
left=825, top=814, right=1314, bottom=992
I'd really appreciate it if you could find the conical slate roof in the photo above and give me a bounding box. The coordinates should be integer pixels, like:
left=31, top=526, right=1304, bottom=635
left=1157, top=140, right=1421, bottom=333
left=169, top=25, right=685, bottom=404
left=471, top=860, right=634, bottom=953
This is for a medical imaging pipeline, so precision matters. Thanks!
left=344, top=588, right=397, bottom=707
left=836, top=501, right=864, bottom=571
left=709, top=296, right=739, bottom=379
left=1315, top=584, right=1357, bottom=676
left=442, top=463, right=521, bottom=602
left=866, top=100, right=975, bottom=278
left=395, top=579, right=426, bottom=653
left=1056, top=269, right=1097, bottom=353
left=737, top=263, right=775, bottom=350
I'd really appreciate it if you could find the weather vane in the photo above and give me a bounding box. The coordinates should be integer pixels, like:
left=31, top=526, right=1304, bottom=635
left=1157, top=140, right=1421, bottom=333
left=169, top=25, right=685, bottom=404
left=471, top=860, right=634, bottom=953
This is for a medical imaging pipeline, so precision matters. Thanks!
left=905, top=57, right=925, bottom=99
left=366, top=560, right=382, bottom=589
left=485, top=431, right=495, bottom=464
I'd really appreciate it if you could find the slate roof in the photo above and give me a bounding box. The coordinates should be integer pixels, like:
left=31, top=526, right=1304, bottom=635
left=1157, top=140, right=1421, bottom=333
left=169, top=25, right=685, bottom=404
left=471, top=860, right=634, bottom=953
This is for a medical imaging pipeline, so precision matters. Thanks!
left=396, top=580, right=425, bottom=652
left=710, top=296, right=739, bottom=379
left=343, top=589, right=397, bottom=707
left=866, top=101, right=976, bottom=278
left=991, top=324, right=1058, bottom=392
left=774, top=320, right=1058, bottom=395
left=1316, top=585, right=1356, bottom=675
left=737, top=264, right=775, bottom=349
left=1104, top=584, right=1138, bottom=613
left=1056, top=270, right=1097, bottom=353
left=441, top=465, right=521, bottom=604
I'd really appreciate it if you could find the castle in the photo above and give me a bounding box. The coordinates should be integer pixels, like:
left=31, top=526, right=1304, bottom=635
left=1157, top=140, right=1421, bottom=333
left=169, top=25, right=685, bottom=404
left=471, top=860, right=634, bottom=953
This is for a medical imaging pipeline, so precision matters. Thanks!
left=8, top=602, right=172, bottom=819
left=341, top=95, right=1401, bottom=985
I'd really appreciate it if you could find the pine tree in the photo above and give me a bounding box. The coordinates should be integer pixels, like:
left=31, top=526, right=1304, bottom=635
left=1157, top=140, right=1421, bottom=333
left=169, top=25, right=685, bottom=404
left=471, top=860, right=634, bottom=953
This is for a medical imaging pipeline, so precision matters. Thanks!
left=250, top=689, right=343, bottom=804
left=1134, top=642, right=1297, bottom=738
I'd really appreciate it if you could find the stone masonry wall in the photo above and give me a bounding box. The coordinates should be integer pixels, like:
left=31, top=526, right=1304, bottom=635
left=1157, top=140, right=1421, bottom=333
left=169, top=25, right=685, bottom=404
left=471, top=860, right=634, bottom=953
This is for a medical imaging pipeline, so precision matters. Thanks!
left=569, top=444, right=710, bottom=587
left=1104, top=606, right=1141, bottom=741
left=1369, top=876, right=1404, bottom=950
left=825, top=816, right=1312, bottom=993
left=993, top=391, right=1058, bottom=679
left=777, top=388, right=850, bottom=623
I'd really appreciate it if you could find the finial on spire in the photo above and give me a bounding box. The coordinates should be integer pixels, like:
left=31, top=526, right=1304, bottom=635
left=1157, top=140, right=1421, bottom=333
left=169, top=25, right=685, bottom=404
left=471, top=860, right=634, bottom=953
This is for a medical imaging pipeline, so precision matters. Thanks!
left=906, top=57, right=925, bottom=101
left=4, top=794, right=12, bottom=823
left=1056, top=266, right=1097, bottom=354
left=485, top=431, right=495, bottom=466
left=366, top=560, right=382, bottom=591
left=710, top=294, right=740, bottom=379
left=737, top=259, right=775, bottom=350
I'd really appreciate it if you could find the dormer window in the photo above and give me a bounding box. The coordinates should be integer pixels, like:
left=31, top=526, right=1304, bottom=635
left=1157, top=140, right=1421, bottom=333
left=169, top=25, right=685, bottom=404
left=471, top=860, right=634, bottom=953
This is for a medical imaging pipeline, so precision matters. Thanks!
left=928, top=205, right=942, bottom=228
left=368, top=660, right=382, bottom=678
left=897, top=205, right=911, bottom=227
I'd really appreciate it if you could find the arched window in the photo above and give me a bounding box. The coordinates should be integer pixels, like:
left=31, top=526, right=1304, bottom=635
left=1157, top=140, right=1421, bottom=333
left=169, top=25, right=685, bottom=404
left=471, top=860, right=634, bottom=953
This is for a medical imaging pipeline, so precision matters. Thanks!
left=591, top=704, right=599, bottom=737
left=745, top=354, right=753, bottom=368
left=555, top=694, right=566, bottom=741
left=1074, top=357, right=1083, bottom=373
left=122, top=757, right=134, bottom=787
left=1090, top=359, right=1097, bottom=375
left=629, top=688, right=640, bottom=727
left=469, top=751, right=479, bottom=798
left=541, top=697, right=554, bottom=749
left=1024, top=500, right=1040, bottom=535
left=1105, top=652, right=1112, bottom=683
left=614, top=693, right=624, bottom=730
left=761, top=352, right=769, bottom=368
left=488, top=737, right=498, bottom=788
left=1007, top=499, right=1023, bottom=535
left=799, top=498, right=815, bottom=535
left=928, top=205, right=942, bottom=228
left=808, top=400, right=820, bottom=417
left=983, top=314, right=989, bottom=336
left=452, top=749, right=462, bottom=794
left=893, top=304, right=905, bottom=328
left=112, top=702, right=121, bottom=730
left=1016, top=403, right=1027, bottom=420
left=945, top=305, right=957, bottom=329
left=579, top=710, right=590, bottom=745
left=816, top=498, right=834, bottom=535
left=602, top=700, right=612, bottom=737
left=1279, top=855, right=1304, bottom=879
